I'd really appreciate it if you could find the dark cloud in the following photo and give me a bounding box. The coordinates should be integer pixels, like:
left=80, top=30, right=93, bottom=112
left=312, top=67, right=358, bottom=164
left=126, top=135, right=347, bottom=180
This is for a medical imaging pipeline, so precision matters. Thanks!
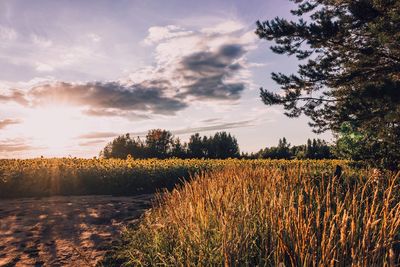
left=1, top=43, right=248, bottom=118
left=178, top=44, right=246, bottom=100
left=0, top=119, right=20, bottom=129
left=29, top=81, right=187, bottom=115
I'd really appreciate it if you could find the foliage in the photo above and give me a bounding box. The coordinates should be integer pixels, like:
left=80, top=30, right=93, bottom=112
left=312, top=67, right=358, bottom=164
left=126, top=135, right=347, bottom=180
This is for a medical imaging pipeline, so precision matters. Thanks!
left=260, top=137, right=292, bottom=159
left=256, top=0, right=400, bottom=168
left=111, top=163, right=400, bottom=266
left=101, top=130, right=240, bottom=159
left=145, top=129, right=173, bottom=158
left=198, top=131, right=240, bottom=159
left=334, top=122, right=365, bottom=160
left=100, top=134, right=147, bottom=159
left=256, top=137, right=333, bottom=159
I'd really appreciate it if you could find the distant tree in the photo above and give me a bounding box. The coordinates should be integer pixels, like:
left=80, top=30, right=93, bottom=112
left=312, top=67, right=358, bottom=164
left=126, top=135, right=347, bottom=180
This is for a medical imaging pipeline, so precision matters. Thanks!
left=304, top=138, right=333, bottom=159
left=188, top=133, right=206, bottom=158
left=208, top=132, right=240, bottom=159
left=256, top=0, right=400, bottom=168
left=256, top=137, right=333, bottom=160
left=170, top=138, right=187, bottom=158
left=187, top=132, right=240, bottom=159
left=101, top=134, right=134, bottom=159
left=291, top=144, right=306, bottom=159
left=264, top=137, right=292, bottom=159
left=145, top=129, right=173, bottom=158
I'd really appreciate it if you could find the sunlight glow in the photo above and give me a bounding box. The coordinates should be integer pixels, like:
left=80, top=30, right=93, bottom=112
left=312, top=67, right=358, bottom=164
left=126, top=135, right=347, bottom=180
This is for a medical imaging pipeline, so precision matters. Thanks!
left=25, top=105, right=84, bottom=155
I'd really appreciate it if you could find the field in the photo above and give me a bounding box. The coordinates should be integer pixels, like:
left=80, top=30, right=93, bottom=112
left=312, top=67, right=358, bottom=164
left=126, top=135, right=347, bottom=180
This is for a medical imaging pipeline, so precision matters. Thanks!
left=103, top=161, right=400, bottom=266
left=0, top=158, right=345, bottom=198
left=1, top=159, right=399, bottom=266
left=0, top=158, right=227, bottom=198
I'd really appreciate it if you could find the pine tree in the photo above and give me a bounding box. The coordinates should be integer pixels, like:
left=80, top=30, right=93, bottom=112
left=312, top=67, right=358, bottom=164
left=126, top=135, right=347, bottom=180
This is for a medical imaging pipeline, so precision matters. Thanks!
left=256, top=0, right=400, bottom=168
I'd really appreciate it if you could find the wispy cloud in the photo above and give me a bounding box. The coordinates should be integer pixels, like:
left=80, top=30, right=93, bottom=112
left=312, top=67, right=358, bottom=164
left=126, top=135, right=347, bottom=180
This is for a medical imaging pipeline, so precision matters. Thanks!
left=0, top=25, right=17, bottom=41
left=78, top=132, right=119, bottom=139
left=31, top=34, right=53, bottom=48
left=0, top=89, right=29, bottom=106
left=78, top=139, right=107, bottom=147
left=127, top=119, right=256, bottom=137
left=0, top=119, right=20, bottom=129
left=143, top=25, right=193, bottom=45
left=0, top=139, right=33, bottom=152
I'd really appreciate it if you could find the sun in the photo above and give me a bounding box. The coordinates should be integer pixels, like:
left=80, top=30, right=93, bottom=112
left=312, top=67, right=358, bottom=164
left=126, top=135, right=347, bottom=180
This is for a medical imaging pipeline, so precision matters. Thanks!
left=25, top=105, right=84, bottom=155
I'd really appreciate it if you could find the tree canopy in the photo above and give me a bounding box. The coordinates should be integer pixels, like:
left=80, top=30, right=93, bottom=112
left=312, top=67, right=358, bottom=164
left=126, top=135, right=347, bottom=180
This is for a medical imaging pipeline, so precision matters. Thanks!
left=256, top=137, right=333, bottom=160
left=256, top=0, right=400, bottom=168
left=100, top=130, right=240, bottom=159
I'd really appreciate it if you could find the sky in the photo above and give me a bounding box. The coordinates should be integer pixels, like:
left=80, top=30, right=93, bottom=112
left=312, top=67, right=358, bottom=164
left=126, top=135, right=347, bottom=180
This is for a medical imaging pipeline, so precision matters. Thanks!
left=0, top=0, right=332, bottom=158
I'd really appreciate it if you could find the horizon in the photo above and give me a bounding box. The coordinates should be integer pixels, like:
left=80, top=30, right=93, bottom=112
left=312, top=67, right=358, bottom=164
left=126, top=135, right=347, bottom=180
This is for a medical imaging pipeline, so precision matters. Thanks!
left=0, top=0, right=332, bottom=158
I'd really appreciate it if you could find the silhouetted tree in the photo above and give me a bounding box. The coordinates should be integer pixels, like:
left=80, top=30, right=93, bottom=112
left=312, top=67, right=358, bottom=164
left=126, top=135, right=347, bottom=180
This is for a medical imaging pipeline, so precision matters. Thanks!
left=256, top=0, right=400, bottom=168
left=188, top=133, right=206, bottom=158
left=257, top=137, right=333, bottom=159
left=101, top=134, right=134, bottom=159
left=170, top=138, right=187, bottom=158
left=208, top=132, right=240, bottom=159
left=304, top=139, right=332, bottom=159
left=261, top=137, right=292, bottom=159
left=145, top=129, right=173, bottom=158
left=187, top=132, right=240, bottom=159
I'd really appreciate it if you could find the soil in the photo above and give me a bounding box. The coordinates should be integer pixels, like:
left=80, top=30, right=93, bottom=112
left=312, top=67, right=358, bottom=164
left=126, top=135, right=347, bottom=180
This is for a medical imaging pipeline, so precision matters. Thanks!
left=0, top=194, right=154, bottom=267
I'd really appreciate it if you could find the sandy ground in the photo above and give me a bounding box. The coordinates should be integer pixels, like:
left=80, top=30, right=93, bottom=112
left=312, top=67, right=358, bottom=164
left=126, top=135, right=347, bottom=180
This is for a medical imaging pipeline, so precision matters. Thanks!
left=0, top=194, right=154, bottom=267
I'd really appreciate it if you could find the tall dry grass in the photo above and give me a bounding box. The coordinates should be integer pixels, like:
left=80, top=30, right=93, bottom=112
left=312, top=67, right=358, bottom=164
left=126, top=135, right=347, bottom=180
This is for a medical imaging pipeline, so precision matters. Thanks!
left=115, top=164, right=400, bottom=266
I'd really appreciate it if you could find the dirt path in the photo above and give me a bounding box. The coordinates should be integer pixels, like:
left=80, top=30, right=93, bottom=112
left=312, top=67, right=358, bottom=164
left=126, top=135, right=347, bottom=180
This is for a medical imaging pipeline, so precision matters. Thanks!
left=0, top=194, right=154, bottom=267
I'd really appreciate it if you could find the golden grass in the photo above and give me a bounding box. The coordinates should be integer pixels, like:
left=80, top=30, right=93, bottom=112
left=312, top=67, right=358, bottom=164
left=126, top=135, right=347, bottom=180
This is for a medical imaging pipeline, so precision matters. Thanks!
left=116, top=163, right=400, bottom=266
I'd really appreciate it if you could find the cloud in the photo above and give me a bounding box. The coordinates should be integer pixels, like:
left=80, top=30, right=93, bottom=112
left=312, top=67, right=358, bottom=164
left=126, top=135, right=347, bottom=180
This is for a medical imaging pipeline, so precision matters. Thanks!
left=27, top=81, right=187, bottom=115
left=35, top=62, right=55, bottom=72
left=201, top=20, right=244, bottom=34
left=143, top=25, right=193, bottom=45
left=128, top=119, right=255, bottom=137
left=0, top=89, right=29, bottom=106
left=138, top=21, right=256, bottom=103
left=78, top=139, right=107, bottom=147
left=88, top=33, right=101, bottom=43
left=0, top=119, right=20, bottom=129
left=200, top=118, right=220, bottom=123
left=31, top=34, right=53, bottom=48
left=0, top=25, right=17, bottom=41
left=82, top=108, right=150, bottom=119
left=0, top=139, right=33, bottom=152
left=176, top=44, right=246, bottom=100
left=171, top=119, right=255, bottom=135
left=1, top=19, right=258, bottom=119
left=78, top=132, right=119, bottom=139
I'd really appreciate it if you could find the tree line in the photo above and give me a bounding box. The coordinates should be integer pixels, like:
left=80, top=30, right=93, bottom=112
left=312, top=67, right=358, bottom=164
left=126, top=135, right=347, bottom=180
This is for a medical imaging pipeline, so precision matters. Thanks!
left=100, top=129, right=240, bottom=159
left=100, top=129, right=334, bottom=160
